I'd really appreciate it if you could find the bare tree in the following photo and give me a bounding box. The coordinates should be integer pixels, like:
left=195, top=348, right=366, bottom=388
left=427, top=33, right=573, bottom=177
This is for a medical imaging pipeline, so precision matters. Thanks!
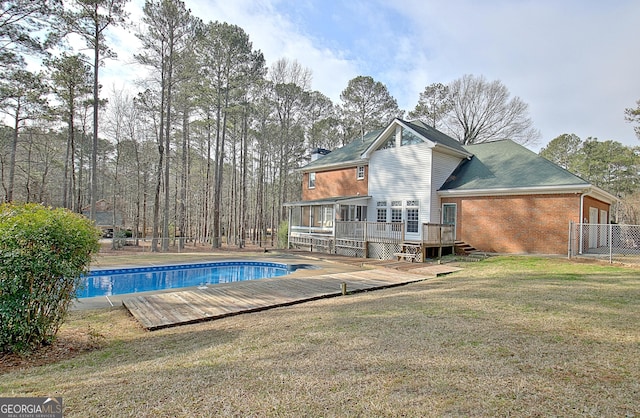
left=269, top=58, right=312, bottom=223
left=444, top=74, right=540, bottom=145
left=47, top=52, right=93, bottom=209
left=135, top=0, right=195, bottom=251
left=61, top=0, right=129, bottom=220
left=0, top=68, right=48, bottom=202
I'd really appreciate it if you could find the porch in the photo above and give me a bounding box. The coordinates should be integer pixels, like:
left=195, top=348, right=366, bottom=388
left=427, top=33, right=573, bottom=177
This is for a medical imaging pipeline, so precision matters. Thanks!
left=289, top=221, right=455, bottom=262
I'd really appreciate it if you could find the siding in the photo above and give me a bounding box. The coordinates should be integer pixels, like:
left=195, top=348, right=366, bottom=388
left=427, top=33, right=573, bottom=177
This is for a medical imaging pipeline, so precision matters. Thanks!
left=430, top=151, right=464, bottom=223
left=368, top=143, right=432, bottom=237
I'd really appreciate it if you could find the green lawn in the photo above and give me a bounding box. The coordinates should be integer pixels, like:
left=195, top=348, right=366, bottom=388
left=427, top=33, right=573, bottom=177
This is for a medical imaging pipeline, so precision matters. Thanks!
left=1, top=256, right=639, bottom=417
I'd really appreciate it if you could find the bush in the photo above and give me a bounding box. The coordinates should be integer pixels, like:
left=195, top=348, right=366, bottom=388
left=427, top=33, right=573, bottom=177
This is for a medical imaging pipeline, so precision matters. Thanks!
left=277, top=220, right=289, bottom=249
left=0, top=203, right=101, bottom=353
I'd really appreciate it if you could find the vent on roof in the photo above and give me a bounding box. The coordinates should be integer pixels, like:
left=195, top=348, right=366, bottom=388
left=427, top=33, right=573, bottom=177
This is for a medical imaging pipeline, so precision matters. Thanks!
left=310, top=148, right=331, bottom=161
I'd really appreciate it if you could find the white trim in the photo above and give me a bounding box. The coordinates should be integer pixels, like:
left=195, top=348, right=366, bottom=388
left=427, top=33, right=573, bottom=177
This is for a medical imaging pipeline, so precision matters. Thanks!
left=301, top=159, right=368, bottom=173
left=438, top=184, right=618, bottom=204
left=361, top=118, right=472, bottom=160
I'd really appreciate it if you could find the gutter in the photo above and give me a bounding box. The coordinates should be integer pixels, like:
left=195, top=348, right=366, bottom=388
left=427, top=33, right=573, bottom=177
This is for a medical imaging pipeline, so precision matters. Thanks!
left=437, top=184, right=592, bottom=197
left=299, top=159, right=368, bottom=173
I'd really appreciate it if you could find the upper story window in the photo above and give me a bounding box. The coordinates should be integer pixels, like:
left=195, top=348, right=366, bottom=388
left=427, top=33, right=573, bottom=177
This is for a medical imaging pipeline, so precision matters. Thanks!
left=308, top=172, right=316, bottom=189
left=401, top=128, right=423, bottom=146
left=379, top=135, right=395, bottom=150
left=357, top=165, right=365, bottom=180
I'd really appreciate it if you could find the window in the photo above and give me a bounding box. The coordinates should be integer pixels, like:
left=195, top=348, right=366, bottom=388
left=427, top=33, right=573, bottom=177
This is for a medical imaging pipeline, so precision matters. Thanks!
left=308, top=172, right=316, bottom=189
left=391, top=208, right=402, bottom=222
left=340, top=205, right=367, bottom=221
left=406, top=200, right=419, bottom=234
left=357, top=165, right=365, bottom=180
left=379, top=135, right=396, bottom=150
left=401, top=128, right=423, bottom=146
left=391, top=208, right=402, bottom=232
left=442, top=203, right=456, bottom=225
left=377, top=208, right=387, bottom=222
left=406, top=208, right=419, bottom=233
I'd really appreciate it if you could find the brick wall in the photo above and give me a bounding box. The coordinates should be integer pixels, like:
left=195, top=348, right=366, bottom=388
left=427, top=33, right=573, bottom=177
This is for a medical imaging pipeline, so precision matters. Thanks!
left=440, top=193, right=606, bottom=254
left=302, top=167, right=368, bottom=200
left=582, top=196, right=610, bottom=222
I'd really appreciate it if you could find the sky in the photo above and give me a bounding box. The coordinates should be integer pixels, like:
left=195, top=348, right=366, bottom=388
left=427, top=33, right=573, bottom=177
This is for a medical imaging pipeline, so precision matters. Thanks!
left=103, top=0, right=640, bottom=152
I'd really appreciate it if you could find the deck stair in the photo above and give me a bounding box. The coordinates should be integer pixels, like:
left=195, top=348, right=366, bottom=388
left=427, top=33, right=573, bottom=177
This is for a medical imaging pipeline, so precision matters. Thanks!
left=453, top=241, right=488, bottom=259
left=454, top=241, right=476, bottom=255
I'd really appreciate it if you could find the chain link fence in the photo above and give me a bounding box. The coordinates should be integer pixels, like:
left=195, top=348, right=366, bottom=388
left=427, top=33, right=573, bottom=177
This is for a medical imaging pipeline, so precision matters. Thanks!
left=569, top=222, right=640, bottom=263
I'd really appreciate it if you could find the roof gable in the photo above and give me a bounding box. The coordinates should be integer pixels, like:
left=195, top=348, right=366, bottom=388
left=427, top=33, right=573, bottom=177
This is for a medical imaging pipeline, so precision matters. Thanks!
left=440, top=139, right=589, bottom=191
left=362, top=118, right=470, bottom=159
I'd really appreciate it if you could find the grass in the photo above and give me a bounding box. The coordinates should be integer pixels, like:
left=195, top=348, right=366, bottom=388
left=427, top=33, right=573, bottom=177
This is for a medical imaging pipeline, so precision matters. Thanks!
left=1, top=256, right=639, bottom=417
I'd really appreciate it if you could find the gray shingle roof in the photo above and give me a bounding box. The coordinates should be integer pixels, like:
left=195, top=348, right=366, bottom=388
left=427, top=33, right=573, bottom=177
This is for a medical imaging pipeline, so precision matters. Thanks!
left=302, top=129, right=383, bottom=171
left=302, top=119, right=469, bottom=171
left=440, top=139, right=589, bottom=191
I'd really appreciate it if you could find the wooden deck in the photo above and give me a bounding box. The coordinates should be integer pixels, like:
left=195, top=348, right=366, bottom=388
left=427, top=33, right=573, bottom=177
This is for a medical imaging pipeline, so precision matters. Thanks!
left=123, top=265, right=461, bottom=330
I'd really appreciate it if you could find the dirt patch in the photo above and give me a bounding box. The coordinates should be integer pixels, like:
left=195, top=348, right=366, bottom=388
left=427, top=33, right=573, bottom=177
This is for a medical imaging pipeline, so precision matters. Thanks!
left=0, top=327, right=106, bottom=374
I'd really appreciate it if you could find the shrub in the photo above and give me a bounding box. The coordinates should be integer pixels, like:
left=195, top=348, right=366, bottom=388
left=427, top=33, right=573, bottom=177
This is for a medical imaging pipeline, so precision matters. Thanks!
left=0, top=203, right=101, bottom=353
left=277, top=220, right=289, bottom=249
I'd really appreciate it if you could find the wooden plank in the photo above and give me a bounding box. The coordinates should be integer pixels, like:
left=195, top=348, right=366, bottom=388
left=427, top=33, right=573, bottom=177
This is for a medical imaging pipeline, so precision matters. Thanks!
left=122, top=268, right=449, bottom=330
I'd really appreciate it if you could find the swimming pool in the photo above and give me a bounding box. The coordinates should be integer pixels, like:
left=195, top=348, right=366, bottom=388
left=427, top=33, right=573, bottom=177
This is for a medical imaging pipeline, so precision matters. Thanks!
left=78, top=261, right=305, bottom=298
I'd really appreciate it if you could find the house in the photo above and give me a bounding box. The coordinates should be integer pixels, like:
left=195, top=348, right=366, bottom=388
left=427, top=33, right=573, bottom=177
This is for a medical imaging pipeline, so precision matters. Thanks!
left=82, top=199, right=125, bottom=237
left=284, top=118, right=616, bottom=258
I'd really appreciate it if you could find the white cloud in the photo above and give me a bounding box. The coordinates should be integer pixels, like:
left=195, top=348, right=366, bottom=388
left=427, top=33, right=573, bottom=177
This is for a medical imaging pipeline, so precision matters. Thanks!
left=97, top=0, right=640, bottom=150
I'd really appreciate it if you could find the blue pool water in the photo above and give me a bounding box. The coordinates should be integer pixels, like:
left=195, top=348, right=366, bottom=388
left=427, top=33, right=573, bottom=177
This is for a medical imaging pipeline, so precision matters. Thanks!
left=78, top=261, right=301, bottom=298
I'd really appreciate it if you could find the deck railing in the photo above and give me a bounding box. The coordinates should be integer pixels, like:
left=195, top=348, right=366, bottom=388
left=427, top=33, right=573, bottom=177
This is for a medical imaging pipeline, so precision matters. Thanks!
left=335, top=221, right=405, bottom=243
left=422, top=223, right=455, bottom=245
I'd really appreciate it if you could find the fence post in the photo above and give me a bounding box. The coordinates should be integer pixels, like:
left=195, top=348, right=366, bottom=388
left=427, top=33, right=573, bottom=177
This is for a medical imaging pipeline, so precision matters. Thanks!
left=568, top=221, right=573, bottom=259
left=609, top=223, right=613, bottom=264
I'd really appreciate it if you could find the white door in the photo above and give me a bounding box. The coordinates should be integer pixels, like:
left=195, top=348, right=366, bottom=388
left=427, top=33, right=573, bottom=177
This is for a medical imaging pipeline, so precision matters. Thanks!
left=599, top=210, right=608, bottom=245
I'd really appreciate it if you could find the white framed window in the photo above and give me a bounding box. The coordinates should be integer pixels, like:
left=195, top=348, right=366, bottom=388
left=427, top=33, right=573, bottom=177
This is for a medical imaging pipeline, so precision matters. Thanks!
left=405, top=200, right=419, bottom=234
left=406, top=199, right=419, bottom=207
left=406, top=208, right=419, bottom=233
left=391, top=208, right=402, bottom=222
left=442, top=203, right=456, bottom=225
left=308, top=172, right=316, bottom=189
left=357, top=165, right=365, bottom=180
left=391, top=208, right=402, bottom=232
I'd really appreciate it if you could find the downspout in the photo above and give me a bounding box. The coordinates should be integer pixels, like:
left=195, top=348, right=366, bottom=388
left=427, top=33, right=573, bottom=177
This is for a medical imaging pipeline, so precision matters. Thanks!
left=579, top=192, right=585, bottom=255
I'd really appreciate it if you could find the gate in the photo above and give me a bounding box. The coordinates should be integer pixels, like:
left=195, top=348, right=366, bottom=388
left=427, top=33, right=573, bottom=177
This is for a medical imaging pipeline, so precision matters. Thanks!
left=569, top=222, right=640, bottom=263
